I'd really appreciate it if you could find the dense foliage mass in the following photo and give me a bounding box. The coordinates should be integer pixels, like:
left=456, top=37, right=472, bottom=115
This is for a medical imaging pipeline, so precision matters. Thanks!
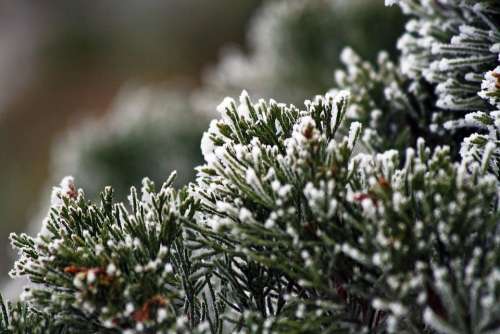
left=3, top=0, right=500, bottom=333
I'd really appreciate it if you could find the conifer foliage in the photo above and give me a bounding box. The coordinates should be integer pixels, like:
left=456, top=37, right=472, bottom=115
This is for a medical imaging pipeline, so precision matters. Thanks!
left=4, top=0, right=500, bottom=333
left=395, top=0, right=499, bottom=112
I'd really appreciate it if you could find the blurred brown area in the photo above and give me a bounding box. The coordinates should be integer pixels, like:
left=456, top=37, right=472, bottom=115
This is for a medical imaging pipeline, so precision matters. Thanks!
left=0, top=0, right=261, bottom=274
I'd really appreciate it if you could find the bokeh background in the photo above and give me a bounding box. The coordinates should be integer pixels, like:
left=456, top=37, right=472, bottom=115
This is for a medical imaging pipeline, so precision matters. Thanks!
left=0, top=0, right=404, bottom=297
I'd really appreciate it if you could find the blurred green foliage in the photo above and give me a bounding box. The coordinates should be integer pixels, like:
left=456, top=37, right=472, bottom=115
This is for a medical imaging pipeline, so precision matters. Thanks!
left=0, top=0, right=261, bottom=282
left=194, top=0, right=405, bottom=111
left=51, top=87, right=208, bottom=201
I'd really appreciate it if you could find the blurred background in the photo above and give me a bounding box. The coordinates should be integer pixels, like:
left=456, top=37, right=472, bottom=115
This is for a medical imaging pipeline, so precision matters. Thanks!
left=0, top=0, right=404, bottom=297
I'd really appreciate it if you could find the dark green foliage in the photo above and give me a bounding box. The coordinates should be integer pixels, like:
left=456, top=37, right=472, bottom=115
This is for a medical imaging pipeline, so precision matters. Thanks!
left=0, top=294, right=68, bottom=334
left=9, top=173, right=221, bottom=333
left=4, top=0, right=500, bottom=333
left=192, top=91, right=500, bottom=333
